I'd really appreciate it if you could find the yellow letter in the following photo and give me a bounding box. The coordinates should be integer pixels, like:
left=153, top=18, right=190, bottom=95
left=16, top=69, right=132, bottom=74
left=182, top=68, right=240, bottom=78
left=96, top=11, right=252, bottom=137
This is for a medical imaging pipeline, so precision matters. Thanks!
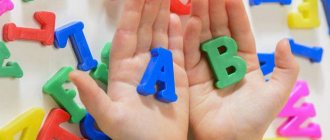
left=264, top=138, right=288, bottom=140
left=0, top=108, right=45, bottom=140
left=288, top=0, right=320, bottom=28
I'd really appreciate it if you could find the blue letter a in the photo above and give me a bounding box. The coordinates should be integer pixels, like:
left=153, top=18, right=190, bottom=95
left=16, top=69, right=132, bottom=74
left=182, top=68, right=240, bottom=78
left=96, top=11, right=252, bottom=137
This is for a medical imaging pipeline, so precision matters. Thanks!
left=137, top=48, right=177, bottom=103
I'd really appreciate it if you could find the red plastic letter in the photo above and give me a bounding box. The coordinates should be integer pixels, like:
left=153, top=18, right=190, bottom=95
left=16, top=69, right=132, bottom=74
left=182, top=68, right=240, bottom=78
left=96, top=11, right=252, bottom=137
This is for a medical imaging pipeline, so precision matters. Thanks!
left=37, top=108, right=82, bottom=140
left=3, top=11, right=55, bottom=46
left=170, top=0, right=191, bottom=15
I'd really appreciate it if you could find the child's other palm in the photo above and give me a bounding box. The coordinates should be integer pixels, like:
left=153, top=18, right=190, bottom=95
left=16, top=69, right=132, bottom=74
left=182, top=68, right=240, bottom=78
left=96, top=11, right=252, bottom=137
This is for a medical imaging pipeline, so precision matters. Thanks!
left=184, top=0, right=299, bottom=139
left=70, top=0, right=189, bottom=140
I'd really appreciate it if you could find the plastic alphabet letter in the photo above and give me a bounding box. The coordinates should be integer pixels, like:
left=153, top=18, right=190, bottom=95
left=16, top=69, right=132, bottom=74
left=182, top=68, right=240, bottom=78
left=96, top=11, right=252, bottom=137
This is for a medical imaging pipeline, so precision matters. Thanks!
left=43, top=67, right=87, bottom=123
left=289, top=39, right=323, bottom=63
left=263, top=138, right=288, bottom=140
left=0, top=42, right=23, bottom=78
left=322, top=0, right=330, bottom=34
left=170, top=0, right=191, bottom=15
left=0, top=0, right=13, bottom=16
left=201, top=36, right=247, bottom=89
left=3, top=11, right=55, bottom=45
left=258, top=53, right=275, bottom=76
left=277, top=81, right=322, bottom=138
left=250, top=0, right=291, bottom=6
left=80, top=113, right=112, bottom=140
left=137, top=48, right=177, bottom=103
left=0, top=108, right=45, bottom=140
left=54, top=21, right=98, bottom=71
left=91, top=42, right=111, bottom=86
left=90, top=63, right=108, bottom=86
left=288, top=0, right=320, bottom=28
left=37, top=108, right=81, bottom=140
left=101, top=42, right=111, bottom=66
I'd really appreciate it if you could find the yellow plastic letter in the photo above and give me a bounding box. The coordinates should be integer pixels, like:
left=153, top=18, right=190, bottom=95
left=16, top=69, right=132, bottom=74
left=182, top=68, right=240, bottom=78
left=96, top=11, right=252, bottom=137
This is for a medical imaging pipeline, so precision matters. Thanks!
left=0, top=108, right=45, bottom=140
left=288, top=0, right=320, bottom=28
left=263, top=138, right=288, bottom=140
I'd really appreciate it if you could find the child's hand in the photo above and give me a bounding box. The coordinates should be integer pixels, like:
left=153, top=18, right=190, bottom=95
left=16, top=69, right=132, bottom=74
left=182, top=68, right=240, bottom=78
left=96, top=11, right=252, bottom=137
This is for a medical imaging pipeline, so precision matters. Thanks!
left=184, top=0, right=299, bottom=139
left=70, top=0, right=189, bottom=139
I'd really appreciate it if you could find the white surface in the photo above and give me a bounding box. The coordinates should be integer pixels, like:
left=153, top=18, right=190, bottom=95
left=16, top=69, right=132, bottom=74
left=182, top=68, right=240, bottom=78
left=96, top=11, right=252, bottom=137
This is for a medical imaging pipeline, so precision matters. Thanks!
left=0, top=0, right=328, bottom=139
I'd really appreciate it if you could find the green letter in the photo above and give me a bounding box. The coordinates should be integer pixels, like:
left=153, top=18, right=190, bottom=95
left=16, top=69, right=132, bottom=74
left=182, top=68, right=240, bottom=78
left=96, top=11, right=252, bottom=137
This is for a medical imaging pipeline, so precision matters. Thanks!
left=43, top=67, right=86, bottom=123
left=202, top=36, right=247, bottom=89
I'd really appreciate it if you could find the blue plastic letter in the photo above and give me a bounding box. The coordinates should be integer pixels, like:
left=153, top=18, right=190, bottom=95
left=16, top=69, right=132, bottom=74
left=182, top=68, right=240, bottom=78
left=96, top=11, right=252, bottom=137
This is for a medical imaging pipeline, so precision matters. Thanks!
left=250, top=0, right=291, bottom=6
left=137, top=48, right=177, bottom=103
left=289, top=39, right=323, bottom=63
left=80, top=113, right=111, bottom=140
left=322, top=0, right=330, bottom=34
left=258, top=53, right=275, bottom=76
left=54, top=21, right=98, bottom=71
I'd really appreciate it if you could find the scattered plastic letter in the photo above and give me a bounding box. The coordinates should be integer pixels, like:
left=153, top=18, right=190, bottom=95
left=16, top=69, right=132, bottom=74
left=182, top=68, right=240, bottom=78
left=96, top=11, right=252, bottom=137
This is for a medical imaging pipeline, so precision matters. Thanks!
left=80, top=113, right=112, bottom=140
left=277, top=81, right=322, bottom=138
left=22, top=0, right=33, bottom=2
left=3, top=11, right=55, bottom=45
left=288, top=0, right=320, bottom=28
left=54, top=21, right=98, bottom=71
left=0, top=41, right=23, bottom=78
left=43, top=67, right=87, bottom=123
left=289, top=39, right=323, bottom=63
left=37, top=108, right=81, bottom=140
left=263, top=138, right=288, bottom=140
left=170, top=0, right=191, bottom=15
left=91, top=63, right=108, bottom=86
left=0, top=0, right=13, bottom=16
left=250, top=0, right=291, bottom=6
left=258, top=53, right=275, bottom=76
left=0, top=108, right=45, bottom=140
left=101, top=42, right=111, bottom=66
left=201, top=36, right=247, bottom=89
left=322, top=0, right=330, bottom=34
left=137, top=48, right=177, bottom=103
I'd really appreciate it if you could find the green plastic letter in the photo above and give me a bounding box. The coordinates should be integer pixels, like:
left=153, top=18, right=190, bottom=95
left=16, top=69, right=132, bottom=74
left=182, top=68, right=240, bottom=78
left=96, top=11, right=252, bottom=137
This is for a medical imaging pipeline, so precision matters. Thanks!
left=101, top=42, right=111, bottom=66
left=43, top=67, right=86, bottom=123
left=0, top=42, right=23, bottom=78
left=90, top=63, right=108, bottom=86
left=201, top=36, right=247, bottom=89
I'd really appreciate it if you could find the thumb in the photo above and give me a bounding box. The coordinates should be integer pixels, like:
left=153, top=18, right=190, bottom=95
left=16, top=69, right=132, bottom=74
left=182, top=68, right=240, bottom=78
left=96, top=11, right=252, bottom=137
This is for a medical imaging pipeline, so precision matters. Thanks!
left=268, top=39, right=300, bottom=103
left=69, top=70, right=113, bottom=126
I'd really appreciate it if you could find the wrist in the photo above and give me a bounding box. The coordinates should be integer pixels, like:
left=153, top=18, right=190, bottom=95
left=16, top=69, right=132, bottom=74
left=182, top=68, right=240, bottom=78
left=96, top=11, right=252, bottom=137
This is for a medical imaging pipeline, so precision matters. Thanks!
left=191, top=127, right=264, bottom=140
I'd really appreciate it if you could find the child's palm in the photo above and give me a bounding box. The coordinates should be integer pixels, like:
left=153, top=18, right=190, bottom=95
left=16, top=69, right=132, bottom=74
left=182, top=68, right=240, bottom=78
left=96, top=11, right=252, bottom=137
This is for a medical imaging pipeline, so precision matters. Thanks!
left=185, top=0, right=299, bottom=139
left=70, top=0, right=189, bottom=140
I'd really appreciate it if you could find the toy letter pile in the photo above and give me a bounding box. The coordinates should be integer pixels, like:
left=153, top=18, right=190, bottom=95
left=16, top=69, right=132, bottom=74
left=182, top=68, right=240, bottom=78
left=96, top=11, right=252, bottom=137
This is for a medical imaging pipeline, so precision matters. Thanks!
left=0, top=10, right=109, bottom=139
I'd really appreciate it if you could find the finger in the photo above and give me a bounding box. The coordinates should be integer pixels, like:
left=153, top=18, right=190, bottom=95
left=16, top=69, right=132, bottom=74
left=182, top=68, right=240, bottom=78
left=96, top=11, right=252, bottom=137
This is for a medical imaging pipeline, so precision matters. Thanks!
left=183, top=17, right=202, bottom=70
left=209, top=0, right=230, bottom=37
left=152, top=0, right=170, bottom=49
left=168, top=14, right=184, bottom=67
left=191, top=0, right=212, bottom=41
left=268, top=39, right=299, bottom=102
left=226, top=0, right=259, bottom=72
left=69, top=71, right=113, bottom=125
left=135, top=0, right=162, bottom=54
left=111, top=0, right=146, bottom=60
